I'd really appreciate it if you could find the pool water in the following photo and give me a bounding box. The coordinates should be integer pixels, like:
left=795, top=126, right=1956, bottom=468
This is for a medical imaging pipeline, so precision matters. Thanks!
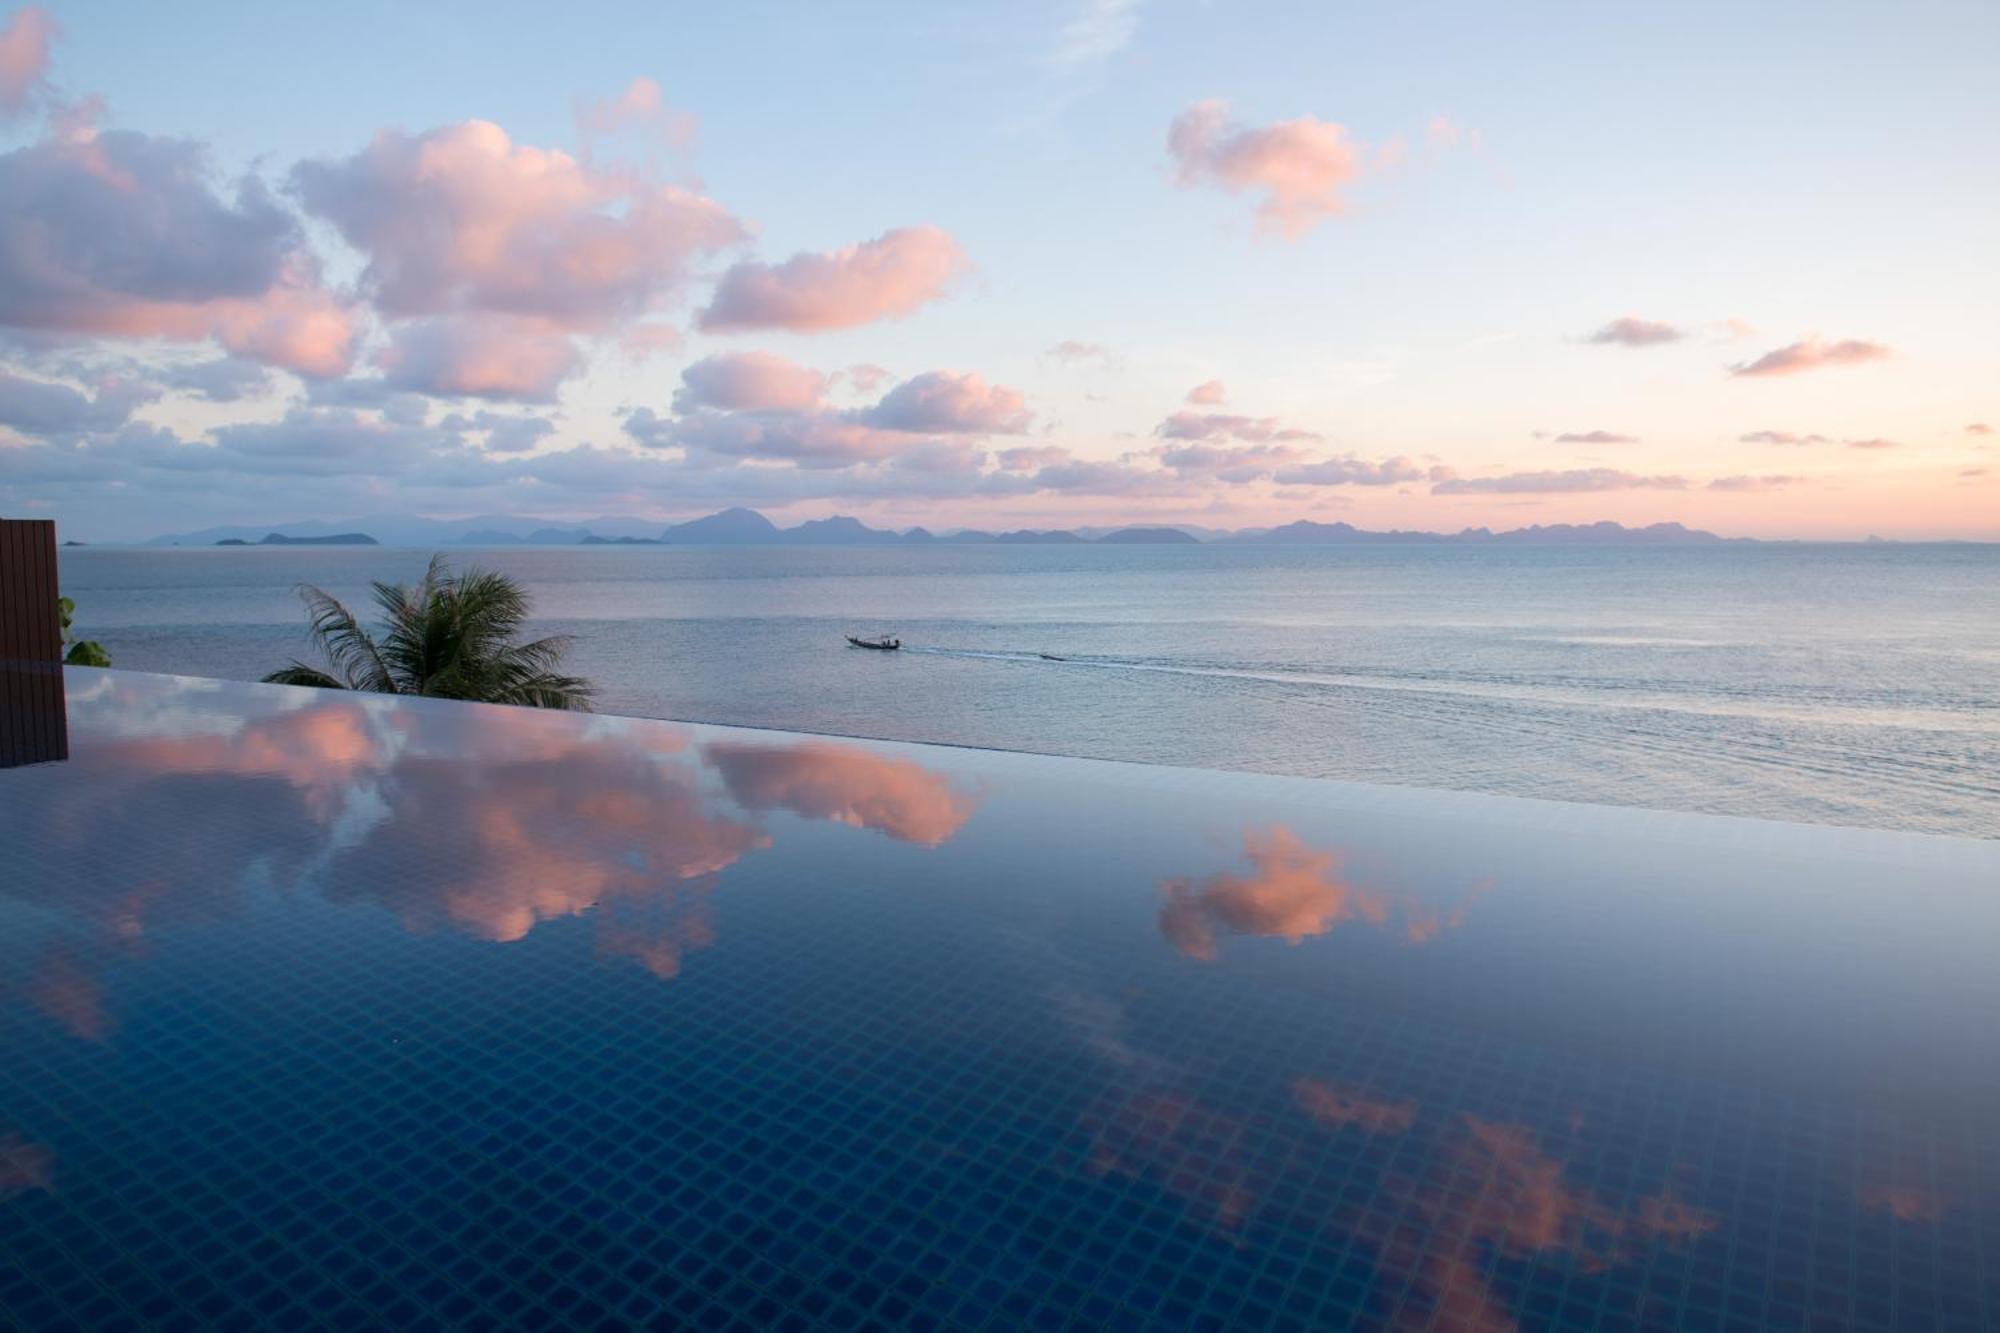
left=2, top=670, right=1995, bottom=1330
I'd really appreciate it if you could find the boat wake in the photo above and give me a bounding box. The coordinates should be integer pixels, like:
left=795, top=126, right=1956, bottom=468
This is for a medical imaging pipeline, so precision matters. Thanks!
left=899, top=644, right=1997, bottom=731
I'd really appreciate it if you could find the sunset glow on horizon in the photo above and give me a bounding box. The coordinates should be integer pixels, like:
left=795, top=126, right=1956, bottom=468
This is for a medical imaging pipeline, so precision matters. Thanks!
left=1, top=2, right=1994, bottom=541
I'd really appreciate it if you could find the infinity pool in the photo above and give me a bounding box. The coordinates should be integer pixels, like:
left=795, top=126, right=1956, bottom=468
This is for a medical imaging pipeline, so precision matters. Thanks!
left=2, top=671, right=1994, bottom=1330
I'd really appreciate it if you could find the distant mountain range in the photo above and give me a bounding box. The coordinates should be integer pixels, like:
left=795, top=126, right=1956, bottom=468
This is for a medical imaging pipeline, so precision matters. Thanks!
left=214, top=532, right=379, bottom=547
left=138, top=509, right=1749, bottom=549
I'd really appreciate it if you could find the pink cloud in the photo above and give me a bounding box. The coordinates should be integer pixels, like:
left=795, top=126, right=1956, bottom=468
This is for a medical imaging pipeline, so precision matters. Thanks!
left=843, top=363, right=891, bottom=393
left=294, top=119, right=742, bottom=328
left=617, top=322, right=683, bottom=359
left=1425, top=114, right=1465, bottom=149
left=1553, top=429, right=1639, bottom=444
left=329, top=730, right=763, bottom=945
left=1047, top=340, right=1116, bottom=367
left=1185, top=378, right=1227, bottom=405
left=377, top=315, right=581, bottom=402
left=1156, top=410, right=1319, bottom=443
left=1434, top=468, right=1687, bottom=494
left=697, top=224, right=968, bottom=333
left=674, top=351, right=829, bottom=413
left=1585, top=316, right=1683, bottom=347
left=1860, top=1184, right=1945, bottom=1224
left=576, top=76, right=696, bottom=149
left=998, top=444, right=1073, bottom=472
left=861, top=370, right=1031, bottom=434
left=1292, top=1080, right=1417, bottom=1135
left=1274, top=456, right=1428, bottom=486
left=1845, top=437, right=1900, bottom=450
left=1159, top=826, right=1389, bottom=961
left=1707, top=474, right=1804, bottom=492
left=630, top=405, right=896, bottom=467
left=1968, top=422, right=1992, bottom=435
left=0, top=1132, right=53, bottom=1196
left=1739, top=430, right=1829, bottom=445
left=0, top=5, right=55, bottom=116
left=1168, top=99, right=1364, bottom=238
left=1155, top=441, right=1311, bottom=479
left=1730, top=336, right=1891, bottom=378
left=1082, top=1089, right=1259, bottom=1230
left=704, top=739, right=978, bottom=846
left=0, top=127, right=358, bottom=375
left=638, top=363, right=1033, bottom=468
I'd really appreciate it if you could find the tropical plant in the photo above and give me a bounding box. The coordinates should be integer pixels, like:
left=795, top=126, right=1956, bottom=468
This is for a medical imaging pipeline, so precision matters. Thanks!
left=262, top=556, right=594, bottom=709
left=58, top=597, right=112, bottom=667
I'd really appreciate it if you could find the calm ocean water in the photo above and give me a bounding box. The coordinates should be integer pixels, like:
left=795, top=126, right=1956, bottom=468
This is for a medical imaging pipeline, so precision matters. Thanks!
left=56, top=543, right=2000, bottom=837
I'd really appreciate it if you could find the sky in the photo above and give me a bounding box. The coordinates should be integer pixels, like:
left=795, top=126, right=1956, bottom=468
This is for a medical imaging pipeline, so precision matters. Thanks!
left=0, top=0, right=1994, bottom=542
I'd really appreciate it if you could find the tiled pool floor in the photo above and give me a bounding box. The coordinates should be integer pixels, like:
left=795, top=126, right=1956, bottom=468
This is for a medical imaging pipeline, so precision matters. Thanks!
left=2, top=670, right=1995, bottom=1330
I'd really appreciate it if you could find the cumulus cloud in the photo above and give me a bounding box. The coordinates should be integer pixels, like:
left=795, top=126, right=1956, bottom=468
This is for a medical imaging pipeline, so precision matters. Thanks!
left=0, top=369, right=153, bottom=440
left=1155, top=441, right=1310, bottom=480
left=1046, top=340, right=1116, bottom=367
left=1584, top=317, right=1682, bottom=347
left=1168, top=99, right=1364, bottom=237
left=997, top=444, right=1073, bottom=472
left=377, top=315, right=581, bottom=402
left=1433, top=468, right=1687, bottom=494
left=843, top=363, right=891, bottom=393
left=1185, top=379, right=1226, bottom=405
left=0, top=5, right=55, bottom=117
left=1273, top=456, right=1430, bottom=486
left=673, top=351, right=829, bottom=414
left=634, top=363, right=1031, bottom=468
left=1707, top=474, right=1804, bottom=492
left=631, top=405, right=897, bottom=469
left=294, top=118, right=742, bottom=330
left=575, top=77, right=696, bottom=149
left=329, top=731, right=762, bottom=946
left=703, top=740, right=978, bottom=846
left=163, top=358, right=273, bottom=402
left=1730, top=336, right=1891, bottom=378
left=1292, top=1080, right=1417, bottom=1136
left=439, top=409, right=555, bottom=454
left=1159, top=826, right=1388, bottom=961
left=1739, top=430, right=1829, bottom=445
left=204, top=407, right=458, bottom=476
left=859, top=371, right=1031, bottom=434
left=1552, top=429, right=1638, bottom=444
left=0, top=125, right=357, bottom=375
left=697, top=225, right=967, bottom=333
left=1156, top=410, right=1319, bottom=443
left=1050, top=0, right=1141, bottom=69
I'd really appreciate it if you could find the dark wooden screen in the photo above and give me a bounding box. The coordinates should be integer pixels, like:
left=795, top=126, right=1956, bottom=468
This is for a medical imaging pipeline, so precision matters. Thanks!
left=0, top=517, right=68, bottom=767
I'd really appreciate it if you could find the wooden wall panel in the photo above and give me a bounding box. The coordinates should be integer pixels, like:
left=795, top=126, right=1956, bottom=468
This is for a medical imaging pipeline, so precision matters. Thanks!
left=0, top=517, right=68, bottom=767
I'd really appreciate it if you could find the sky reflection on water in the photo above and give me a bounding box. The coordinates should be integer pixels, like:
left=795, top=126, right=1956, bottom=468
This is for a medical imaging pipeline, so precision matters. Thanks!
left=1, top=670, right=1995, bottom=1330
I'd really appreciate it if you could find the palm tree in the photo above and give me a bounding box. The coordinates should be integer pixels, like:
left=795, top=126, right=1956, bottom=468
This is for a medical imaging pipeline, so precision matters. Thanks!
left=263, top=556, right=594, bottom=710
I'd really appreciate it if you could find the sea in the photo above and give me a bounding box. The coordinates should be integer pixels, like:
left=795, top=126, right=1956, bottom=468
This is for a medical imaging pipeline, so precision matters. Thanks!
left=55, top=542, right=2000, bottom=838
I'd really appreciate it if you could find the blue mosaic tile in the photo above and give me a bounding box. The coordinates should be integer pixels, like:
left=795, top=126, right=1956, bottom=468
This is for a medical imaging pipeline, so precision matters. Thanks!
left=0, top=670, right=1995, bottom=1329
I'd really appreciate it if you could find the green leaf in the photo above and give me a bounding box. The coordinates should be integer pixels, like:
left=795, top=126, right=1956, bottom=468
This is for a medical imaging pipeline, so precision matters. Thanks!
left=266, top=555, right=592, bottom=708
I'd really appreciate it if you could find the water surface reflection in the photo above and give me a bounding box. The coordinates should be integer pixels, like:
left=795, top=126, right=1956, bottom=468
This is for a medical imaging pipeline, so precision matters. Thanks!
left=0, top=670, right=1993, bottom=1331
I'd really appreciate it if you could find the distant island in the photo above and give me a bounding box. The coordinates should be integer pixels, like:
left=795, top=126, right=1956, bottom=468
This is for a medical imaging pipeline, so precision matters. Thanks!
left=146, top=511, right=1757, bottom=549
left=217, top=532, right=380, bottom=547
left=1099, top=527, right=1202, bottom=545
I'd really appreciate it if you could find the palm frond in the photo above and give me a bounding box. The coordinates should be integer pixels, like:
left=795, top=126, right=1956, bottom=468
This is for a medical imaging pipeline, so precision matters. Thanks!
left=261, top=662, right=350, bottom=690
left=269, top=554, right=592, bottom=709
left=298, top=584, right=395, bottom=692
